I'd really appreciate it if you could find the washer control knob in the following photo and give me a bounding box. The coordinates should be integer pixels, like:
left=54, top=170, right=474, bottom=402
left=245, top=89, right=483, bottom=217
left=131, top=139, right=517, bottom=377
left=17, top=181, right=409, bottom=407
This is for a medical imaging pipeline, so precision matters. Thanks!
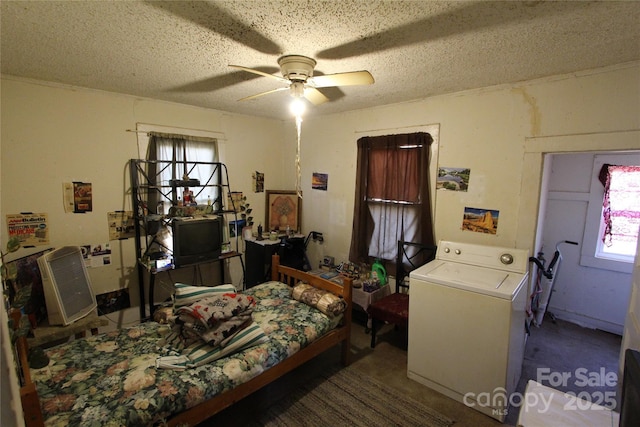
left=455, top=249, right=461, bottom=255
left=500, top=253, right=514, bottom=265
left=444, top=247, right=450, bottom=253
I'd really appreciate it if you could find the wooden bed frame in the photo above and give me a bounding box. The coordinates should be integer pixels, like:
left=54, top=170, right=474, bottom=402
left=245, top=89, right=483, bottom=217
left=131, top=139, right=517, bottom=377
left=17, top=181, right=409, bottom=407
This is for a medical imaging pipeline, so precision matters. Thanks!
left=15, top=254, right=353, bottom=427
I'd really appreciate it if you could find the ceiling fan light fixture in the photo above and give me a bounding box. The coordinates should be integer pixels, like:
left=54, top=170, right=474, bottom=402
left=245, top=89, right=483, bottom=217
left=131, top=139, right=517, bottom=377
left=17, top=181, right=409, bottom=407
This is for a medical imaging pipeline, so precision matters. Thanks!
left=278, top=55, right=316, bottom=81
left=290, top=98, right=306, bottom=117
left=290, top=81, right=305, bottom=98
left=232, top=54, right=373, bottom=107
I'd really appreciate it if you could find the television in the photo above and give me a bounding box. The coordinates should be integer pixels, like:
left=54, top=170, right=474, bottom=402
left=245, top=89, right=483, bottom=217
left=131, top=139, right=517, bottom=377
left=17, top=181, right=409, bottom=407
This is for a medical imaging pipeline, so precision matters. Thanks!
left=37, top=246, right=97, bottom=326
left=171, top=217, right=223, bottom=268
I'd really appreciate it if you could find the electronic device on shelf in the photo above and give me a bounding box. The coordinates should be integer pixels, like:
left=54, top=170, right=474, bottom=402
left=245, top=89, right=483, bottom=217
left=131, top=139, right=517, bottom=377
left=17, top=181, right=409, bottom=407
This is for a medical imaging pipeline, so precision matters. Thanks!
left=171, top=216, right=223, bottom=268
left=37, top=246, right=97, bottom=326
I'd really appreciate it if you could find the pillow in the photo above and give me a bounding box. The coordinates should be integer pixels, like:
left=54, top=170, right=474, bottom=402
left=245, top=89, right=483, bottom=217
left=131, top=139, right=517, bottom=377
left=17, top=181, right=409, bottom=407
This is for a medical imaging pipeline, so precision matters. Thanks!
left=173, top=283, right=236, bottom=308
left=157, top=321, right=269, bottom=369
left=292, top=282, right=346, bottom=318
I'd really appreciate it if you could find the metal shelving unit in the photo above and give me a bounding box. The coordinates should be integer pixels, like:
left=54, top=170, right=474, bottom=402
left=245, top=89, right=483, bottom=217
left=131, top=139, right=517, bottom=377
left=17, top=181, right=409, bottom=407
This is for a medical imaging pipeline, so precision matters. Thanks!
left=129, top=159, right=245, bottom=320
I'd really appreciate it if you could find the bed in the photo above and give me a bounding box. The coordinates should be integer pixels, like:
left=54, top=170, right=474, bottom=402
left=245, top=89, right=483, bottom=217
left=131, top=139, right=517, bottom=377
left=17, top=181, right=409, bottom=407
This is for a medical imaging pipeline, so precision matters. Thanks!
left=15, top=254, right=353, bottom=427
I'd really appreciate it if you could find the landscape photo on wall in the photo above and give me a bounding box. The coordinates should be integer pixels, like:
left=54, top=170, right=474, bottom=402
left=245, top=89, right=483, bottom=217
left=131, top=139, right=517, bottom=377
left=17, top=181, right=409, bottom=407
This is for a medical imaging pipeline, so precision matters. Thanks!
left=462, top=207, right=499, bottom=234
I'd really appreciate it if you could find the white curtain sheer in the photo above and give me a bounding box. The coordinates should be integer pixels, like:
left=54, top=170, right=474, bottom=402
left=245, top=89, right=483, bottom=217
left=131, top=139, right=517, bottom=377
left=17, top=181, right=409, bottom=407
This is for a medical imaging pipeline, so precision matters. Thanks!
left=147, top=133, right=218, bottom=206
left=367, top=204, right=419, bottom=260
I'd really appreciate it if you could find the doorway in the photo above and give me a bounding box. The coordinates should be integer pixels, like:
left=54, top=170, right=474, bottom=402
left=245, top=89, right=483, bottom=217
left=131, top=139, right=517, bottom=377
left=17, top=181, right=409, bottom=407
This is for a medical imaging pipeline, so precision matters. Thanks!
left=537, top=151, right=638, bottom=334
left=512, top=131, right=640, bottom=422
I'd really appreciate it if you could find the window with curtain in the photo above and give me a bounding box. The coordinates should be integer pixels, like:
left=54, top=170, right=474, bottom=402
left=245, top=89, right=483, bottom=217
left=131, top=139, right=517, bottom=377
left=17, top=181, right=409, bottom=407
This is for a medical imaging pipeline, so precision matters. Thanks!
left=146, top=132, right=219, bottom=210
left=349, top=132, right=434, bottom=272
left=598, top=164, right=640, bottom=262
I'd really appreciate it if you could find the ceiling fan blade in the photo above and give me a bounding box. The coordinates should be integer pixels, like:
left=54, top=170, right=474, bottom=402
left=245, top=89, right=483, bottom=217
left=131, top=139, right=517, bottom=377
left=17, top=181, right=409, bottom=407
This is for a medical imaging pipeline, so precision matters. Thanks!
left=238, top=87, right=288, bottom=102
left=229, top=65, right=289, bottom=84
left=310, top=71, right=374, bottom=88
left=169, top=67, right=280, bottom=93
left=304, top=88, right=330, bottom=105
left=144, top=1, right=281, bottom=55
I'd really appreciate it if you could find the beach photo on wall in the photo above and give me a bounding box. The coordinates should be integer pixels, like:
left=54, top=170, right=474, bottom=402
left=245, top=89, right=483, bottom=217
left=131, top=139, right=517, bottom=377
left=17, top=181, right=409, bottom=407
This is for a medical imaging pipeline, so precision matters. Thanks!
left=312, top=172, right=328, bottom=191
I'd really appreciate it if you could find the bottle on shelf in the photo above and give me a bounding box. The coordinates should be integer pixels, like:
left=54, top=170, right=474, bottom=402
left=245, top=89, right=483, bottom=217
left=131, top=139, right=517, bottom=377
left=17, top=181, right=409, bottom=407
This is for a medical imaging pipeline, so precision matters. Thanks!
left=183, top=187, right=194, bottom=205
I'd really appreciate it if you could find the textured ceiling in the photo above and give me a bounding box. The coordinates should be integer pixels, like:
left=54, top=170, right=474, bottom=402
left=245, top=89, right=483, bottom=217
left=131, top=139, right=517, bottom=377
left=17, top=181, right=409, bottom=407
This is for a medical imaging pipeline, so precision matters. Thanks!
left=2, top=1, right=639, bottom=120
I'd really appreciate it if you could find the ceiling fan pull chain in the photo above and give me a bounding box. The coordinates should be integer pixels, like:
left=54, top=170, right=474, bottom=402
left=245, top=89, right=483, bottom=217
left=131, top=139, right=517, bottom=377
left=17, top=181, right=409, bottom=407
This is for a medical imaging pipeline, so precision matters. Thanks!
left=295, top=115, right=303, bottom=199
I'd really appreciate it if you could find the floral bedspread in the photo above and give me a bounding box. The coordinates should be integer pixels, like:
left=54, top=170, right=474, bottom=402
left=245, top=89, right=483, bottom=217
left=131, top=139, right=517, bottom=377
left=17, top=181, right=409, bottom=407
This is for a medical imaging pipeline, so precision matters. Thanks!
left=30, top=282, right=340, bottom=427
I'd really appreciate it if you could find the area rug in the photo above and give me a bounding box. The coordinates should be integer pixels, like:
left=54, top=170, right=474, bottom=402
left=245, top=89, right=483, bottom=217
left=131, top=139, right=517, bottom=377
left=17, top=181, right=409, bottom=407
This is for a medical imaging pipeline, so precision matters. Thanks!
left=253, top=367, right=455, bottom=427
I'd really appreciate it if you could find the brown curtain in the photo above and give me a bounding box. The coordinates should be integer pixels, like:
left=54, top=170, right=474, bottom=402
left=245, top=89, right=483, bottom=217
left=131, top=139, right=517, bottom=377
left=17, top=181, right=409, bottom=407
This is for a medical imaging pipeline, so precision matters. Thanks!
left=349, top=132, right=434, bottom=267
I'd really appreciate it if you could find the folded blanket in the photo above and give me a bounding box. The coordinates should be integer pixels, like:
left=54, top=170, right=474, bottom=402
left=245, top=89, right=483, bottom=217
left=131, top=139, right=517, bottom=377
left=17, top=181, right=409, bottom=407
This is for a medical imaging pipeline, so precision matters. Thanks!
left=157, top=320, right=269, bottom=369
left=173, top=293, right=256, bottom=348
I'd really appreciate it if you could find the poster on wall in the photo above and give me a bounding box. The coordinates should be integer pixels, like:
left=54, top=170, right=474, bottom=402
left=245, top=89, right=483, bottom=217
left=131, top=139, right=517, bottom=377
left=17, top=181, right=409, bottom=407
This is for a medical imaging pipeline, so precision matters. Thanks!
left=80, top=243, right=112, bottom=268
left=73, top=182, right=93, bottom=212
left=253, top=171, right=264, bottom=193
left=3, top=248, right=53, bottom=326
left=312, top=172, right=328, bottom=191
left=462, top=207, right=499, bottom=235
left=108, top=211, right=135, bottom=240
left=437, top=167, right=470, bottom=191
left=96, top=289, right=131, bottom=315
left=6, top=212, right=49, bottom=246
left=63, top=182, right=92, bottom=213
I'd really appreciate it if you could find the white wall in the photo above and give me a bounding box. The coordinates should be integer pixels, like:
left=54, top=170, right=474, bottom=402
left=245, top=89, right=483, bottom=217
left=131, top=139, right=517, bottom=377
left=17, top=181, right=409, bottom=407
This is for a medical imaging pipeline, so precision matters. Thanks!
left=297, top=63, right=640, bottom=271
left=4, top=65, right=638, bottom=319
left=1, top=61, right=639, bottom=422
left=0, top=77, right=288, bottom=327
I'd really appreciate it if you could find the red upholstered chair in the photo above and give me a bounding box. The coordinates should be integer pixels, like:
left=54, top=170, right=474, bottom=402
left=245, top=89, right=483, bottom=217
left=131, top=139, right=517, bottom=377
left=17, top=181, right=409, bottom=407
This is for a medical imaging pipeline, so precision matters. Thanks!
left=368, top=241, right=437, bottom=348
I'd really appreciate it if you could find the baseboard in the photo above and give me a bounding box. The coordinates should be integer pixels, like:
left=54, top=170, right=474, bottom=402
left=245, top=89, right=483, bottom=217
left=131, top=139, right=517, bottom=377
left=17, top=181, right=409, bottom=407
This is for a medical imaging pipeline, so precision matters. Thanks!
left=547, top=308, right=623, bottom=336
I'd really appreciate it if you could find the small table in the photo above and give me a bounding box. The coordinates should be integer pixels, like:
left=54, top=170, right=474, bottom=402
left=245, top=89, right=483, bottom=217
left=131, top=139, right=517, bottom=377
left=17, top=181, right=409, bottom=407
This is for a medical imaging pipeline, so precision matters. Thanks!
left=27, top=312, right=107, bottom=348
left=352, top=285, right=391, bottom=330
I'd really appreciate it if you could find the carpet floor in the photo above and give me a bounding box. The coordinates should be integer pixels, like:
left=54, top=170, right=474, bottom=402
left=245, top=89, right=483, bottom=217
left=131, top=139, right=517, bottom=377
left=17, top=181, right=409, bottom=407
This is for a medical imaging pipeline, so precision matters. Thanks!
left=252, top=367, right=454, bottom=427
left=199, top=312, right=621, bottom=426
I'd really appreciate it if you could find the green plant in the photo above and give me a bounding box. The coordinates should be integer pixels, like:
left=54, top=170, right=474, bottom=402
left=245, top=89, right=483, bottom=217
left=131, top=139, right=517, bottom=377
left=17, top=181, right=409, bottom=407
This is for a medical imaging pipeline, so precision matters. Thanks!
left=1, top=237, right=21, bottom=295
left=1, top=237, right=31, bottom=341
left=240, top=196, right=254, bottom=226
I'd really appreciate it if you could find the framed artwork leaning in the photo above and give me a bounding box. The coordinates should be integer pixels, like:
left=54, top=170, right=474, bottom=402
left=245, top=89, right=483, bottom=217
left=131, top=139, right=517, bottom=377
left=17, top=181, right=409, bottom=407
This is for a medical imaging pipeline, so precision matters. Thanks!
left=265, top=190, right=301, bottom=232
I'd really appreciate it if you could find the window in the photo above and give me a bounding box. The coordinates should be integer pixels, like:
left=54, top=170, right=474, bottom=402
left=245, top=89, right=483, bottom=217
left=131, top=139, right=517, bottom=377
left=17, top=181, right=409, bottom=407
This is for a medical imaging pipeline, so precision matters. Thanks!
left=581, top=153, right=640, bottom=273
left=147, top=132, right=219, bottom=208
left=349, top=132, right=435, bottom=269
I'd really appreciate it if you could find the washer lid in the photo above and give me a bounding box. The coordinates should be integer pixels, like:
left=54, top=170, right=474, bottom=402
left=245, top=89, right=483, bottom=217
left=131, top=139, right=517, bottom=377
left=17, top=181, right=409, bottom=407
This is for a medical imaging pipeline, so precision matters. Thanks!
left=410, top=260, right=527, bottom=299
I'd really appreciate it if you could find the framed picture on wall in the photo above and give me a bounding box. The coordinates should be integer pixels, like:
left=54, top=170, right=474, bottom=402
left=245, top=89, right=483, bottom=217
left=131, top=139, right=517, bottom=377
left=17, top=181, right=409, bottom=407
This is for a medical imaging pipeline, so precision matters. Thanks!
left=265, top=190, right=301, bottom=232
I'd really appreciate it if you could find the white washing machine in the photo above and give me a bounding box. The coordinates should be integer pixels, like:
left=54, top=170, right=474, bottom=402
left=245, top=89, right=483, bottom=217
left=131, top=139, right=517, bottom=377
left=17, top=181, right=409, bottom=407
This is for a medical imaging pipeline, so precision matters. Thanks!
left=408, top=240, right=529, bottom=422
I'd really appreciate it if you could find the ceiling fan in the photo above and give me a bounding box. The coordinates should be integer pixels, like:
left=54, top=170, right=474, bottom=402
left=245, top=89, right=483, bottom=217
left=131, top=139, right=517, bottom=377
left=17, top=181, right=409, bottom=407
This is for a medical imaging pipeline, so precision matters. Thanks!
left=229, top=55, right=374, bottom=105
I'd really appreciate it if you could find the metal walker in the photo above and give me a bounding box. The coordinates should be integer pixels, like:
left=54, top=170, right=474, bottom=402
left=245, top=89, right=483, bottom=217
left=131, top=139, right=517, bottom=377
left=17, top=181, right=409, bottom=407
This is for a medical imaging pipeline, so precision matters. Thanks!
left=528, top=240, right=578, bottom=327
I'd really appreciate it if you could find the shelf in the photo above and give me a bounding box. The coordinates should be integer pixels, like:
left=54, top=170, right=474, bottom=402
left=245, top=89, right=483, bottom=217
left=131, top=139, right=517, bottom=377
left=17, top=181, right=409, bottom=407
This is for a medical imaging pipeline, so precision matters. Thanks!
left=169, top=178, right=201, bottom=187
left=130, top=159, right=246, bottom=321
left=139, top=251, right=242, bottom=274
left=27, top=312, right=108, bottom=348
left=137, top=183, right=225, bottom=190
